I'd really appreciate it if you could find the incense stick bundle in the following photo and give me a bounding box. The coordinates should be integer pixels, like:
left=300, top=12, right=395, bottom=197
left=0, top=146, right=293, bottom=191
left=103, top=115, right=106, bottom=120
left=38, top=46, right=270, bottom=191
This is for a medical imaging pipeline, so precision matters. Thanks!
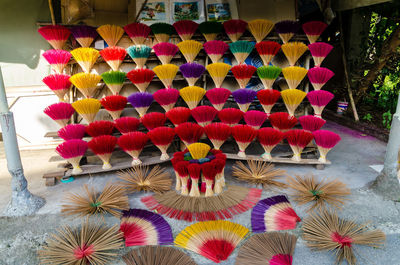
left=71, top=47, right=100, bottom=73
left=232, top=88, right=257, bottom=112
left=218, top=108, right=244, bottom=126
left=299, top=115, right=326, bottom=132
left=247, top=19, right=274, bottom=42
left=302, top=21, right=328, bottom=43
left=166, top=107, right=191, bottom=126
left=281, top=42, right=308, bottom=66
left=256, top=89, right=281, bottom=115
left=152, top=42, right=178, bottom=64
left=55, top=139, right=87, bottom=174
left=86, top=120, right=115, bottom=137
left=269, top=112, right=298, bottom=132
left=153, top=64, right=179, bottom=88
left=191, top=105, right=218, bottom=127
left=179, top=62, right=205, bottom=86
left=57, top=124, right=86, bottom=141
left=150, top=22, right=175, bottom=43
left=127, top=68, right=155, bottom=92
left=179, top=86, right=206, bottom=109
left=285, top=129, right=314, bottom=161
left=199, top=21, right=223, bottom=41
left=175, top=122, right=204, bottom=147
left=124, top=22, right=151, bottom=45
left=274, top=20, right=300, bottom=43
left=205, top=87, right=231, bottom=111
left=308, top=42, right=333, bottom=67
left=255, top=41, right=281, bottom=66
left=307, top=90, right=334, bottom=117
left=97, top=24, right=124, bottom=46
left=147, top=126, right=175, bottom=160
left=257, top=127, right=285, bottom=160
left=231, top=64, right=257, bottom=89
left=100, top=46, right=127, bottom=71
left=101, top=70, right=126, bottom=95
left=173, top=20, right=198, bottom=41
left=313, top=130, right=341, bottom=163
left=69, top=72, right=101, bottom=98
left=204, top=122, right=231, bottom=150
left=257, top=65, right=281, bottom=89
left=206, top=62, right=231, bottom=88
left=88, top=135, right=117, bottom=169
left=44, top=102, right=75, bottom=127
left=42, top=74, right=72, bottom=102
left=281, top=89, right=307, bottom=116
left=70, top=25, right=98, bottom=47
left=229, top=40, right=255, bottom=64
left=203, top=40, right=229, bottom=63
left=71, top=98, right=101, bottom=123
left=114, top=117, right=140, bottom=134
left=307, top=67, right=335, bottom=90
left=127, top=45, right=152, bottom=68
left=282, top=66, right=308, bottom=90
left=127, top=92, right=153, bottom=117
left=117, top=132, right=149, bottom=165
left=177, top=40, right=203, bottom=63
left=232, top=124, right=257, bottom=157
left=243, top=110, right=267, bottom=129
left=42, top=49, right=71, bottom=74
left=223, top=19, right=248, bottom=42
left=153, top=88, right=180, bottom=112
left=38, top=25, right=70, bottom=50
left=141, top=112, right=166, bottom=131
left=123, top=246, right=197, bottom=265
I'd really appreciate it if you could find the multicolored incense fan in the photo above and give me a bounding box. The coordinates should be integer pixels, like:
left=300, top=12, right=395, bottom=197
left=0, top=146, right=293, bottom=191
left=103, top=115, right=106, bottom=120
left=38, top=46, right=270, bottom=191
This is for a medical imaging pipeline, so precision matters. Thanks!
left=269, top=112, right=298, bottom=132
left=307, top=67, right=335, bottom=90
left=232, top=124, right=258, bottom=157
left=100, top=46, right=127, bottom=71
left=203, top=40, right=229, bottom=63
left=101, top=71, right=126, bottom=95
left=69, top=72, right=101, bottom=98
left=247, top=19, right=275, bottom=42
left=229, top=40, right=255, bottom=64
left=232, top=89, right=257, bottom=112
left=281, top=89, right=307, bottom=116
left=281, top=42, right=308, bottom=66
left=86, top=121, right=114, bottom=137
left=231, top=64, right=257, bottom=89
left=70, top=47, right=100, bottom=73
left=223, top=19, right=248, bottom=42
left=42, top=74, right=72, bottom=102
left=255, top=41, right=281, bottom=66
left=282, top=66, right=308, bottom=90
left=88, top=135, right=117, bottom=170
left=177, top=40, right=202, bottom=63
left=127, top=92, right=153, bottom=117
left=127, top=68, right=155, bottom=92
left=153, top=64, right=179, bottom=88
left=127, top=45, right=152, bottom=69
left=38, top=25, right=70, bottom=50
left=147, top=126, right=175, bottom=160
left=179, top=62, right=205, bottom=86
left=285, top=129, right=314, bottom=161
left=152, top=42, right=178, bottom=65
left=100, top=95, right=127, bottom=120
left=153, top=88, right=180, bottom=112
left=124, top=22, right=151, bottom=45
left=302, top=21, right=328, bottom=43
left=179, top=86, right=206, bottom=110
left=42, top=49, right=71, bottom=74
left=204, top=123, right=231, bottom=150
left=218, top=108, right=244, bottom=127
left=166, top=107, right=191, bottom=126
left=307, top=90, right=334, bottom=118
left=175, top=122, right=204, bottom=147
left=257, top=66, right=282, bottom=89
left=71, top=98, right=101, bottom=124
left=205, top=87, right=231, bottom=111
left=299, top=115, right=326, bottom=132
left=114, top=117, right=140, bottom=134
left=173, top=20, right=198, bottom=41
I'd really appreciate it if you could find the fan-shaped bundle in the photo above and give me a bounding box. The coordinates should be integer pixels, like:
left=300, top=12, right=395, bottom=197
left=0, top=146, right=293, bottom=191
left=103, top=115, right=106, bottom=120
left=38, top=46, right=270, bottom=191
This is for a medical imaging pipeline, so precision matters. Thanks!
left=127, top=92, right=153, bottom=117
left=252, top=195, right=300, bottom=232
left=127, top=68, right=155, bottom=92
left=248, top=19, right=274, bottom=42
left=38, top=219, right=123, bottom=265
left=282, top=66, right=308, bottom=90
left=147, top=126, right=175, bottom=160
left=153, top=64, right=179, bottom=88
left=191, top=105, right=218, bottom=126
left=218, top=108, right=243, bottom=126
left=302, top=21, right=328, bottom=43
left=141, top=112, right=166, bottom=131
left=70, top=47, right=99, bottom=73
left=61, top=182, right=129, bottom=218
left=232, top=89, right=257, bottom=112
left=203, top=40, right=229, bottom=63
left=285, top=129, right=314, bottom=161
left=152, top=42, right=178, bottom=64
left=257, top=65, right=281, bottom=89
left=275, top=20, right=301, bottom=43
left=206, top=62, right=231, bottom=88
left=188, top=142, right=211, bottom=160
left=204, top=122, right=231, bottom=150
left=70, top=25, right=98, bottom=47
left=69, top=72, right=101, bottom=98
left=100, top=46, right=127, bottom=71
left=120, top=208, right=173, bottom=246
left=86, top=120, right=115, bottom=137
left=235, top=232, right=297, bottom=265
left=123, top=246, right=197, bottom=265
left=231, top=64, right=257, bottom=89
left=71, top=98, right=101, bottom=123
left=173, top=20, right=198, bottom=41
left=199, top=21, right=223, bottom=41
left=101, top=70, right=126, bottom=95
left=205, top=87, right=231, bottom=111
left=308, top=42, right=333, bottom=67
left=255, top=41, right=281, bottom=66
left=127, top=45, right=152, bottom=68
left=313, top=130, right=341, bottom=163
left=256, top=89, right=281, bottom=115
left=180, top=62, right=205, bottom=86
left=153, top=88, right=179, bottom=112
left=175, top=220, right=249, bottom=263
left=124, top=22, right=151, bottom=45
left=97, top=24, right=124, bottom=47
left=307, top=67, right=335, bottom=90
left=100, top=95, right=127, bottom=120
left=38, top=25, right=70, bottom=50
left=114, top=117, right=140, bottom=134
left=44, top=102, right=75, bottom=127
left=223, top=19, right=248, bottom=42
left=55, top=139, right=88, bottom=174
left=42, top=74, right=71, bottom=101
left=258, top=127, right=285, bottom=160
left=42, top=49, right=71, bottom=74
left=150, top=22, right=175, bottom=43
left=299, top=115, right=326, bottom=132
left=173, top=160, right=190, bottom=195
left=88, top=135, right=117, bottom=169
left=166, top=107, right=191, bottom=126
left=269, top=112, right=298, bottom=132
left=244, top=110, right=267, bottom=129
left=117, top=132, right=149, bottom=166
left=307, top=90, right=334, bottom=117
left=57, top=124, right=86, bottom=141
left=177, top=40, right=202, bottom=63
left=179, top=86, right=206, bottom=109
left=232, top=124, right=257, bottom=157
left=281, top=42, right=308, bottom=66
left=229, top=40, right=255, bottom=64
left=281, top=89, right=307, bottom=116
left=175, top=122, right=204, bottom=147
left=302, top=209, right=385, bottom=265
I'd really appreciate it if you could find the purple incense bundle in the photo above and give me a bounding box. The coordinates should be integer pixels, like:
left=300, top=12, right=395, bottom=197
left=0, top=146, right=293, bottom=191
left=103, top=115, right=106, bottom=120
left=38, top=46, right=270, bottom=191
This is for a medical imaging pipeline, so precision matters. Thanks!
left=179, top=62, right=206, bottom=86
left=70, top=25, right=98, bottom=47
left=127, top=92, right=153, bottom=117
left=232, top=89, right=257, bottom=112
left=274, top=20, right=300, bottom=43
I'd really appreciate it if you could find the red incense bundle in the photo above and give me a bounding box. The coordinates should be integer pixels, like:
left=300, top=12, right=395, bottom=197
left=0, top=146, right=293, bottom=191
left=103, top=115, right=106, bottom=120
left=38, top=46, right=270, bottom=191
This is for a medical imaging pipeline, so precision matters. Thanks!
left=204, top=122, right=231, bottom=150
left=191, top=106, right=218, bottom=127
left=231, top=64, right=257, bottom=89
left=153, top=42, right=179, bottom=65
left=244, top=110, right=267, bottom=130
left=255, top=41, right=281, bottom=66
left=56, top=139, right=87, bottom=174
left=100, top=46, right=127, bottom=71
left=302, top=21, right=328, bottom=43
left=218, top=108, right=244, bottom=126
left=86, top=121, right=115, bottom=137
left=114, top=117, right=140, bottom=134
left=203, top=40, right=229, bottom=63
left=147, top=126, right=175, bottom=160
left=38, top=25, right=70, bottom=50
left=205, top=87, right=231, bottom=111
left=88, top=135, right=117, bottom=169
left=256, top=89, right=281, bottom=115
left=175, top=122, right=204, bottom=147
left=285, top=129, right=313, bottom=161
left=57, top=124, right=86, bottom=141
left=223, top=19, right=248, bottom=42
left=141, top=112, right=166, bottom=130
left=153, top=88, right=180, bottom=112
left=257, top=128, right=284, bottom=160
left=43, top=102, right=75, bottom=127
left=166, top=107, right=191, bottom=126
left=43, top=49, right=71, bottom=74
left=232, top=124, right=257, bottom=158
left=42, top=74, right=72, bottom=102
left=100, top=95, right=127, bottom=120
left=118, top=131, right=149, bottom=165
left=202, top=162, right=218, bottom=197
left=299, top=115, right=326, bottom=132
left=127, top=68, right=155, bottom=92
left=173, top=20, right=198, bottom=41
left=268, top=112, right=298, bottom=132
left=124, top=22, right=151, bottom=45
left=313, top=130, right=341, bottom=163
left=175, top=161, right=190, bottom=195
left=188, top=163, right=201, bottom=197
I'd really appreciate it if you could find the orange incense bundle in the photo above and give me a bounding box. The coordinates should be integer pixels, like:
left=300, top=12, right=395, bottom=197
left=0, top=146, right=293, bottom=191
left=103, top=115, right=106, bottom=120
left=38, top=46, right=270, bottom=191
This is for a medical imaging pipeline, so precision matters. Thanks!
left=204, top=123, right=231, bottom=150
left=205, top=87, right=231, bottom=111
left=153, top=88, right=180, bottom=112
left=43, top=102, right=74, bottom=127
left=100, top=95, right=127, bottom=120
left=86, top=120, right=115, bottom=137
left=100, top=46, right=127, bottom=71
left=269, top=112, right=298, bottom=132
left=285, top=129, right=313, bottom=161
left=124, top=22, right=151, bottom=45
left=256, top=89, right=281, bottom=115
left=302, top=21, right=328, bottom=43
left=127, top=68, right=155, bottom=92
left=97, top=24, right=124, bottom=47
left=166, top=107, right=191, bottom=126
left=114, top=117, right=140, bottom=134
left=42, top=74, right=72, bottom=102
left=88, top=135, right=117, bottom=169
left=56, top=139, right=87, bottom=174
left=191, top=105, right=218, bottom=127
left=175, top=122, right=204, bottom=147
left=141, top=112, right=166, bottom=131
left=38, top=25, right=70, bottom=50
left=231, top=64, right=257, bottom=89
left=118, top=131, right=149, bottom=165
left=223, top=19, right=248, bottom=42
left=244, top=110, right=267, bottom=130
left=257, top=127, right=284, bottom=160
left=218, top=108, right=244, bottom=126
left=147, top=127, right=175, bottom=160
left=173, top=20, right=198, bottom=41
left=255, top=41, right=281, bottom=66
left=232, top=124, right=257, bottom=157
left=42, top=49, right=71, bottom=74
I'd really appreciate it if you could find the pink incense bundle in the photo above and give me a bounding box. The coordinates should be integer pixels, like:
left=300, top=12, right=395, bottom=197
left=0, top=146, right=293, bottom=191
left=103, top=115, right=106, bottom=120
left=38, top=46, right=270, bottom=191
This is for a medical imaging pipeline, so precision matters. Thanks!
left=223, top=19, right=248, bottom=42
left=118, top=131, right=149, bottom=165
left=152, top=42, right=179, bottom=65
left=42, top=74, right=72, bottom=102
left=299, top=115, right=326, bottom=132
left=86, top=120, right=115, bottom=137
left=285, top=129, right=313, bottom=161
left=205, top=87, right=231, bottom=111
left=203, top=40, right=229, bottom=63
left=175, top=161, right=190, bottom=195
left=141, top=112, right=166, bottom=130
left=308, top=42, right=333, bottom=67
left=38, top=25, right=70, bottom=50
left=256, top=89, right=281, bottom=115
left=232, top=124, right=257, bottom=158
left=257, top=127, right=284, bottom=160
left=302, top=21, right=328, bottom=44
left=313, top=130, right=341, bottom=163
left=114, top=117, right=140, bottom=134
left=100, top=46, right=127, bottom=71
left=147, top=126, right=175, bottom=160
left=127, top=68, right=155, bottom=92
left=307, top=67, right=335, bottom=90
left=231, top=64, right=257, bottom=89
left=201, top=161, right=218, bottom=196
left=255, top=41, right=281, bottom=66
left=166, top=107, right=191, bottom=126
left=244, top=110, right=267, bottom=130
left=88, top=135, right=117, bottom=169
left=100, top=95, right=127, bottom=120
left=218, top=108, right=244, bottom=126
left=43, top=102, right=75, bottom=127
left=57, top=124, right=86, bottom=141
left=204, top=122, right=231, bottom=150
left=306, top=90, right=334, bottom=118
left=191, top=105, right=218, bottom=126
left=175, top=122, right=204, bottom=147
left=153, top=88, right=180, bottom=112
left=43, top=49, right=71, bottom=74
left=173, top=20, right=198, bottom=41
left=269, top=112, right=298, bottom=132
left=56, top=139, right=87, bottom=174
left=124, top=22, right=151, bottom=45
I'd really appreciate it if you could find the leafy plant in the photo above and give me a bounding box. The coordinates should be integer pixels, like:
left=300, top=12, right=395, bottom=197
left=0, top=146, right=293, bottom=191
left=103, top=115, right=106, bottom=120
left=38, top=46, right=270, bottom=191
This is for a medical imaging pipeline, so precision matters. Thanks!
left=362, top=113, right=373, bottom=122
left=382, top=110, right=392, bottom=129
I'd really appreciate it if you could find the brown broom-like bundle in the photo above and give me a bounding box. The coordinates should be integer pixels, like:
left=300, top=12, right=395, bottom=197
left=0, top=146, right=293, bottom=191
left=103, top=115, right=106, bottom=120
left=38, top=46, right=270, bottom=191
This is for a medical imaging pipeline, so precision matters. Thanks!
left=303, top=209, right=386, bottom=265
left=96, top=24, right=124, bottom=47
left=61, top=182, right=129, bottom=218
left=286, top=174, right=350, bottom=212
left=232, top=160, right=287, bottom=189
left=123, top=246, right=197, bottom=265
left=118, top=165, right=172, bottom=194
left=247, top=19, right=275, bottom=43
left=281, top=42, right=308, bottom=66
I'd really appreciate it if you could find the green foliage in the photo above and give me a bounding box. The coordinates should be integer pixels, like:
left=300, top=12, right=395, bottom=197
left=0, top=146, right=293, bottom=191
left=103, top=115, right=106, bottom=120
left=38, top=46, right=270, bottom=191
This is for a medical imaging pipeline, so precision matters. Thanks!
left=362, top=113, right=373, bottom=122
left=382, top=110, right=392, bottom=129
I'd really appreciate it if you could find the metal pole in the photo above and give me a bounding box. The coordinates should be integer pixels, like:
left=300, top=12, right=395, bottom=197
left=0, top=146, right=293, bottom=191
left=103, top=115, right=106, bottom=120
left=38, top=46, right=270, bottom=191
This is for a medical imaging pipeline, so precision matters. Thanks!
left=0, top=66, right=45, bottom=216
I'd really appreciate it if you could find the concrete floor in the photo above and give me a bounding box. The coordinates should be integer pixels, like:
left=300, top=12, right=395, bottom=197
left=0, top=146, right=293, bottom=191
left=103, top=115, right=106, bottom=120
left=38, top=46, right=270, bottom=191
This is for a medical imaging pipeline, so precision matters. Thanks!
left=0, top=121, right=399, bottom=265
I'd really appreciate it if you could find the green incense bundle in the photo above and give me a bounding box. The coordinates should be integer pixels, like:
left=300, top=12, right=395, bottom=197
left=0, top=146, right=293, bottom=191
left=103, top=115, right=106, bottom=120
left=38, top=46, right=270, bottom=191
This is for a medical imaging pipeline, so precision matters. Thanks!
left=101, top=71, right=126, bottom=95
left=229, top=40, right=255, bottom=64
left=199, top=21, right=222, bottom=41
left=150, top=23, right=175, bottom=43
left=257, top=66, right=282, bottom=89
left=127, top=45, right=152, bottom=68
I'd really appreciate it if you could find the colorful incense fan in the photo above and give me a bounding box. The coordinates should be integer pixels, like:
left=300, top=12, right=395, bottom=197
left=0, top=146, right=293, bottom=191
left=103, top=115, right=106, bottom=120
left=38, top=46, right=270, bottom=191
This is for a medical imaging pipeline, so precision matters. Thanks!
left=55, top=139, right=88, bottom=174
left=43, top=102, right=75, bottom=127
left=308, top=42, right=333, bottom=67
left=127, top=68, right=155, bottom=92
left=114, top=117, right=140, bottom=134
left=57, top=124, right=86, bottom=141
left=232, top=124, right=258, bottom=157
left=307, top=67, right=335, bottom=90
left=255, top=41, right=281, bottom=66
left=269, top=112, right=298, bottom=132
left=247, top=19, right=275, bottom=42
left=71, top=98, right=101, bottom=124
left=38, top=25, right=70, bottom=50
left=302, top=21, right=328, bottom=43
left=147, top=126, right=175, bottom=160
left=229, top=40, right=255, bottom=64
left=205, top=87, right=231, bottom=111
left=307, top=90, right=334, bottom=118
left=127, top=45, right=152, bottom=69
left=206, top=63, right=231, bottom=88
left=281, top=89, right=307, bottom=116
left=118, top=132, right=149, bottom=166
left=70, top=47, right=100, bottom=73
left=257, top=127, right=285, bottom=160
left=96, top=24, right=124, bottom=47
left=204, top=122, right=231, bottom=150
left=199, top=21, right=223, bottom=41
left=70, top=25, right=98, bottom=47
left=153, top=88, right=180, bottom=112
left=175, top=122, right=204, bottom=147
left=179, top=86, right=206, bottom=109
left=152, top=42, right=178, bottom=65
left=231, top=64, right=257, bottom=88
left=100, top=95, right=127, bottom=120
left=127, top=92, right=153, bottom=117
left=124, top=22, right=151, bottom=45
left=88, top=135, right=117, bottom=170
left=218, top=108, right=244, bottom=127
left=285, top=129, right=314, bottom=161
left=173, top=20, right=198, bottom=41
left=166, top=107, right=191, bottom=126
left=313, top=130, right=341, bottom=163
left=281, top=42, right=308, bottom=66
left=101, top=71, right=126, bottom=95
left=223, top=19, right=248, bottom=42
left=274, top=20, right=300, bottom=43
left=69, top=72, right=101, bottom=98
left=256, top=89, right=281, bottom=115
left=282, top=66, right=308, bottom=90
left=299, top=115, right=326, bottom=132
left=153, top=64, right=179, bottom=88
left=257, top=66, right=282, bottom=89
left=232, top=89, right=257, bottom=112
left=177, top=40, right=202, bottom=63
left=179, top=62, right=205, bottom=86
left=100, top=46, right=127, bottom=71
left=150, top=22, right=175, bottom=43
left=42, top=49, right=71, bottom=74
left=203, top=40, right=229, bottom=63
left=42, top=74, right=72, bottom=102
